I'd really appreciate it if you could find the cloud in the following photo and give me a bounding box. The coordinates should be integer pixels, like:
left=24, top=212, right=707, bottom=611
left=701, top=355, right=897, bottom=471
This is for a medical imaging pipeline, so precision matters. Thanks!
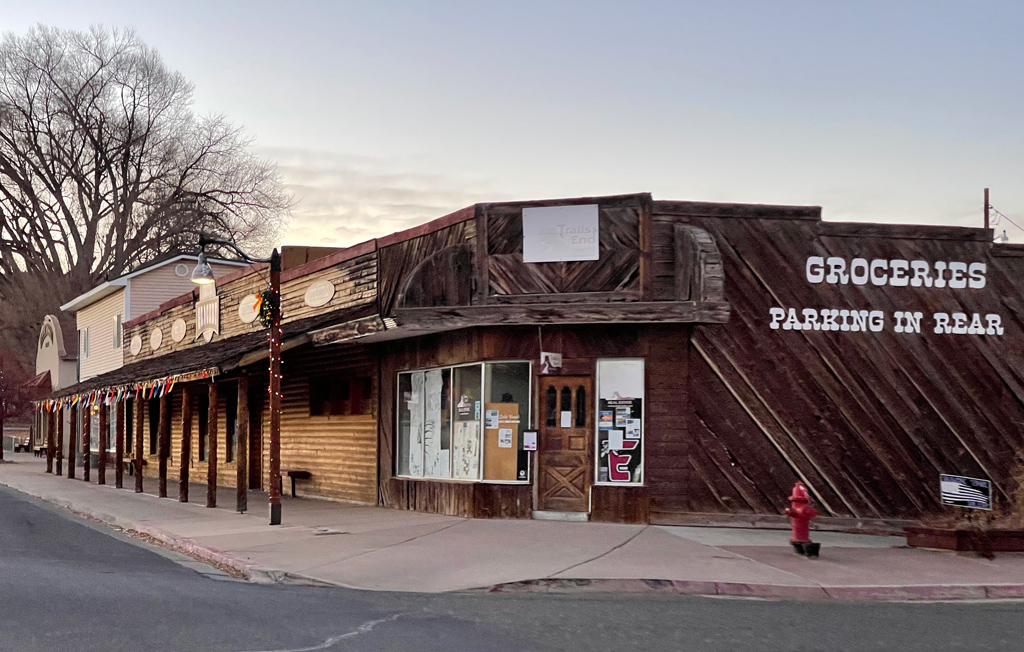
left=260, top=147, right=506, bottom=247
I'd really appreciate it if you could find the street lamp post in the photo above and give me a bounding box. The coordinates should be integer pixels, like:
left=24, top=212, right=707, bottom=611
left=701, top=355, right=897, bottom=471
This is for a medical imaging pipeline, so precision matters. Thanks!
left=192, top=237, right=283, bottom=525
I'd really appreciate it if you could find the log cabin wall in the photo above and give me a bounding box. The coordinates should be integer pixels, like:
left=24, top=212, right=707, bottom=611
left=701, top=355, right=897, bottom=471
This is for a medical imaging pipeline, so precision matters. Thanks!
left=268, top=344, right=378, bottom=504
left=123, top=247, right=378, bottom=364
left=653, top=200, right=1024, bottom=522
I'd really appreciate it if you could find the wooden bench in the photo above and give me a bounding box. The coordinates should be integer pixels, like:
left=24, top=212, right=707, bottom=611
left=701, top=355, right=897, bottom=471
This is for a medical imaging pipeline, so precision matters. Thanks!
left=124, top=459, right=148, bottom=476
left=34, top=446, right=47, bottom=457
left=280, top=470, right=312, bottom=497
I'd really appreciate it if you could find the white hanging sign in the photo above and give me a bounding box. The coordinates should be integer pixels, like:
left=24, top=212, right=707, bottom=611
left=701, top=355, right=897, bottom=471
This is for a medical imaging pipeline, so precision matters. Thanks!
left=171, top=318, right=187, bottom=343
left=304, top=279, right=335, bottom=308
left=540, top=352, right=562, bottom=373
left=522, top=204, right=599, bottom=263
left=238, top=294, right=259, bottom=324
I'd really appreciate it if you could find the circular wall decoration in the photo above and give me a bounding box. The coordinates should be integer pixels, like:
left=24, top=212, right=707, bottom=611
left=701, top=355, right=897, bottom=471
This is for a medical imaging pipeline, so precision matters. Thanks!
left=304, top=279, right=335, bottom=308
left=150, top=327, right=163, bottom=351
left=129, top=334, right=143, bottom=357
left=238, top=294, right=259, bottom=324
left=171, top=318, right=187, bottom=343
left=175, top=263, right=190, bottom=277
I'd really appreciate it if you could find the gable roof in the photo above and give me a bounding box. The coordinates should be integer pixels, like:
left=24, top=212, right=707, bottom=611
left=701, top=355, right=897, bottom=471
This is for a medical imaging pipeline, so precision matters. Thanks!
left=60, top=255, right=246, bottom=313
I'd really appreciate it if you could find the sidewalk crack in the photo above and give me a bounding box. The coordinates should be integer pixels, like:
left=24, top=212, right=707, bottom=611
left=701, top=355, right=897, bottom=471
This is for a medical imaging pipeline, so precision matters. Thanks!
left=549, top=526, right=648, bottom=577
left=299, top=519, right=467, bottom=572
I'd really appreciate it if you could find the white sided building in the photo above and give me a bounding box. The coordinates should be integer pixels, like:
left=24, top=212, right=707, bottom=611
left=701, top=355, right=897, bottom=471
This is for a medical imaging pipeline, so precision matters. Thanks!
left=61, top=255, right=245, bottom=383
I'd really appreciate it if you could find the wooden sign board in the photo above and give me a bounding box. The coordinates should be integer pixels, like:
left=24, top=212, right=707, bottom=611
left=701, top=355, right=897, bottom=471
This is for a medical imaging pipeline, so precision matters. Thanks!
left=483, top=402, right=519, bottom=481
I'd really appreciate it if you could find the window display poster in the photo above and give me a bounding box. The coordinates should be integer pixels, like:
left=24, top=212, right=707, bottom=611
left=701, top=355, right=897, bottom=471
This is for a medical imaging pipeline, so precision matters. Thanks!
left=453, top=420, right=481, bottom=479
left=523, top=431, right=538, bottom=451
left=596, top=360, right=644, bottom=484
left=483, top=403, right=519, bottom=481
left=407, top=371, right=425, bottom=477
left=423, top=369, right=449, bottom=478
left=485, top=409, right=500, bottom=429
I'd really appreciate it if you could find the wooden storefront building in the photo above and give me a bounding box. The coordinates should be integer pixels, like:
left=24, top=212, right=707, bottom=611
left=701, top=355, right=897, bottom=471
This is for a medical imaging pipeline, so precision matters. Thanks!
left=40, top=193, right=1024, bottom=525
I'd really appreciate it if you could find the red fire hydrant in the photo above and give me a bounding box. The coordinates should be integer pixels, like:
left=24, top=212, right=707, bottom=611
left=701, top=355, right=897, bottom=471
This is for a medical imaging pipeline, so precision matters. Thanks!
left=785, top=482, right=820, bottom=557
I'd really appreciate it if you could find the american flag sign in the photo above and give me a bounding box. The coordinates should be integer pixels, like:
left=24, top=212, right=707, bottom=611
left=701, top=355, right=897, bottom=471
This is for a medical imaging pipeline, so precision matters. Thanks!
left=940, top=474, right=992, bottom=511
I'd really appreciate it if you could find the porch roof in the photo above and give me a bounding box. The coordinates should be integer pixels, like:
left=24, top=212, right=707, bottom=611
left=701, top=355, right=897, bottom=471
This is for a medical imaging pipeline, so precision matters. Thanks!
left=47, top=306, right=374, bottom=401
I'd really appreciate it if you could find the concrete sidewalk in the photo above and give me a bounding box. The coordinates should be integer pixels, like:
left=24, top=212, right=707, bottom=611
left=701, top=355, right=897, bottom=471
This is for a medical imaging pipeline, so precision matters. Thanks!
left=3, top=453, right=1023, bottom=601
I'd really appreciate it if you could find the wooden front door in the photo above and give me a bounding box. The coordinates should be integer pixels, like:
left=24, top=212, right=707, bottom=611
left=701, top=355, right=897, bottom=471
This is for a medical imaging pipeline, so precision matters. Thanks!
left=537, top=376, right=593, bottom=513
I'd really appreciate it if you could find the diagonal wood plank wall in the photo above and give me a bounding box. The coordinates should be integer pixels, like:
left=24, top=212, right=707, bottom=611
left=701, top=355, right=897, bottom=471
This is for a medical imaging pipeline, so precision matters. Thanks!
left=653, top=201, right=1024, bottom=521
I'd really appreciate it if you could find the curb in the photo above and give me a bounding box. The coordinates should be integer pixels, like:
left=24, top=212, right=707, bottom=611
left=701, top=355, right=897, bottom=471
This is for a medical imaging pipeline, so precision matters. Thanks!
left=5, top=476, right=1024, bottom=602
left=0, top=479, right=342, bottom=589
left=483, top=578, right=1024, bottom=601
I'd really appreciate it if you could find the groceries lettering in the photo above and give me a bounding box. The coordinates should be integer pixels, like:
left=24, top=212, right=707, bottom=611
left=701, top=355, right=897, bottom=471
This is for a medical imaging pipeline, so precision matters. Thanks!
left=768, top=256, right=1003, bottom=336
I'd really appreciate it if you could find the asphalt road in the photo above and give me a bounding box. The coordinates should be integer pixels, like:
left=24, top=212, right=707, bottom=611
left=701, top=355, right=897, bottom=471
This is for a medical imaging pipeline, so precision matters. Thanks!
left=2, top=483, right=1024, bottom=652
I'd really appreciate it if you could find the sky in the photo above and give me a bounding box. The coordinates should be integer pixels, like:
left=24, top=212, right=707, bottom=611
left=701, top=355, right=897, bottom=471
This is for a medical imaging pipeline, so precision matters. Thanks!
left=5, top=1, right=1024, bottom=246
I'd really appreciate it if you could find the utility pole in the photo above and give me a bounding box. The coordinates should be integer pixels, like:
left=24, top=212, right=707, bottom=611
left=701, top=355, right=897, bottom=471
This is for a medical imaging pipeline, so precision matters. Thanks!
left=984, top=188, right=990, bottom=230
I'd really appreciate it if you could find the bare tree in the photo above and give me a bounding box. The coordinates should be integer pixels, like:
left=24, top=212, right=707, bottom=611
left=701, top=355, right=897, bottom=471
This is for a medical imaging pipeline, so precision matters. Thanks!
left=0, top=350, right=31, bottom=460
left=0, top=25, right=292, bottom=365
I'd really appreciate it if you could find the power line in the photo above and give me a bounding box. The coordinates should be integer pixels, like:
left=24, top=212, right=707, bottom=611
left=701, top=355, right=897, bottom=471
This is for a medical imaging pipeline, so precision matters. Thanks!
left=990, top=205, right=1024, bottom=234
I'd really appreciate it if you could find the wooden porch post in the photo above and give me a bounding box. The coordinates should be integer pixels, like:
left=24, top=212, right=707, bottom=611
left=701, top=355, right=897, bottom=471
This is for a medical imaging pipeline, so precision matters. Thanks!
left=158, top=393, right=170, bottom=498
left=207, top=382, right=218, bottom=508
left=115, top=400, right=124, bottom=489
left=236, top=377, right=249, bottom=513
left=45, top=409, right=55, bottom=473
left=81, top=406, right=90, bottom=482
left=55, top=407, right=63, bottom=477
left=67, top=406, right=76, bottom=479
left=179, top=387, right=192, bottom=502
left=97, top=404, right=108, bottom=485
left=134, top=398, right=144, bottom=493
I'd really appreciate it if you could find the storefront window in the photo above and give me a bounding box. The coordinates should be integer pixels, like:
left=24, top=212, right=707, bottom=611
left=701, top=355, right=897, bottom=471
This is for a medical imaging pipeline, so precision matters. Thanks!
left=452, top=365, right=482, bottom=480
left=596, top=359, right=644, bottom=485
left=398, top=361, right=530, bottom=483
left=483, top=362, right=531, bottom=482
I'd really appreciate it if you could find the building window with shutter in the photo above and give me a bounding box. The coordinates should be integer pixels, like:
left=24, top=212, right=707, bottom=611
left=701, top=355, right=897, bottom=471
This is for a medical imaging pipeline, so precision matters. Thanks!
left=309, top=377, right=373, bottom=417
left=113, top=314, right=123, bottom=349
left=80, top=328, right=91, bottom=359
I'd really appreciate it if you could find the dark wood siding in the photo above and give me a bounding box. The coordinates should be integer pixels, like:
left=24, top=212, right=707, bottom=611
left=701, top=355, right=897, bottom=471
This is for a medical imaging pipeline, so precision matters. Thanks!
left=652, top=203, right=1024, bottom=521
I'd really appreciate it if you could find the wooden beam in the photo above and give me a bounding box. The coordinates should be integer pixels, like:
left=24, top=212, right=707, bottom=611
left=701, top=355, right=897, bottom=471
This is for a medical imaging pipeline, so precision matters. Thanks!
left=67, top=406, right=76, bottom=479
left=393, top=301, right=731, bottom=331
left=97, top=404, right=107, bottom=486
left=490, top=291, right=641, bottom=305
left=653, top=200, right=821, bottom=221
left=817, top=221, right=993, bottom=241
left=236, top=377, right=249, bottom=513
left=639, top=195, right=653, bottom=300
left=115, top=401, right=124, bottom=489
left=232, top=334, right=309, bottom=369
left=473, top=204, right=489, bottom=305
left=81, top=407, right=90, bottom=482
left=179, top=387, right=191, bottom=502
left=158, top=393, right=170, bottom=498
left=134, top=398, right=144, bottom=493
left=45, top=409, right=55, bottom=473
left=55, top=407, right=63, bottom=477
left=309, top=315, right=386, bottom=346
left=207, top=382, right=218, bottom=508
